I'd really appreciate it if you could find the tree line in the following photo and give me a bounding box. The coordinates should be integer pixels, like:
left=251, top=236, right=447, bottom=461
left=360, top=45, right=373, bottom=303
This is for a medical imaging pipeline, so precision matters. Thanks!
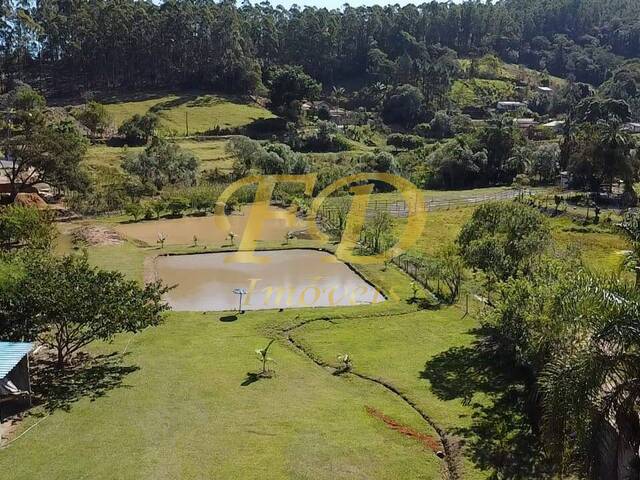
left=0, top=0, right=639, bottom=97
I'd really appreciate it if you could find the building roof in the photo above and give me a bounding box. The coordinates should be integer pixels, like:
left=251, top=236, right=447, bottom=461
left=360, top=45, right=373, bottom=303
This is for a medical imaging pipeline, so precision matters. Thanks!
left=514, top=118, right=538, bottom=127
left=0, top=342, right=33, bottom=379
left=542, top=120, right=565, bottom=127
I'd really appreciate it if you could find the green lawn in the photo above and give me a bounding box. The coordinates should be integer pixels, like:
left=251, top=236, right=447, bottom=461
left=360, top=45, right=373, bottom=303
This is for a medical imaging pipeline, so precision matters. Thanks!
left=409, top=205, right=628, bottom=272
left=101, top=92, right=275, bottom=135
left=3, top=190, right=627, bottom=479
left=85, top=138, right=233, bottom=173
left=1, top=234, right=483, bottom=479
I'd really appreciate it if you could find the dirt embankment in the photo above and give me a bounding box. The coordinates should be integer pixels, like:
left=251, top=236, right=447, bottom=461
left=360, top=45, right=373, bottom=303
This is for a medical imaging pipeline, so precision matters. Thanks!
left=72, top=225, right=124, bottom=246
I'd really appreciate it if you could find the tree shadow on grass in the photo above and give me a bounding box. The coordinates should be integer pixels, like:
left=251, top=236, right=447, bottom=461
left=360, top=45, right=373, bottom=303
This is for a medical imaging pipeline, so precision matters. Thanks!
left=240, top=371, right=274, bottom=387
left=31, top=352, right=139, bottom=413
left=422, top=328, right=555, bottom=479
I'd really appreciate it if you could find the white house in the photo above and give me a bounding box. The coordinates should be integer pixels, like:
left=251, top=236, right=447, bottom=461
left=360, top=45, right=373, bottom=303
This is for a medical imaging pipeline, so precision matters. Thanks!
left=541, top=120, right=565, bottom=133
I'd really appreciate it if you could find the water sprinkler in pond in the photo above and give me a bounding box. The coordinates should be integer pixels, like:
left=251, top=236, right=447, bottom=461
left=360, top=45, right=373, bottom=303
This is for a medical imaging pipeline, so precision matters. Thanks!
left=233, top=288, right=248, bottom=313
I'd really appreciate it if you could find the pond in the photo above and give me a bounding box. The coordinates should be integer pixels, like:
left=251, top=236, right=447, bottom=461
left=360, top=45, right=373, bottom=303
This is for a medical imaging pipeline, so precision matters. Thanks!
left=115, top=206, right=309, bottom=246
left=153, top=249, right=385, bottom=311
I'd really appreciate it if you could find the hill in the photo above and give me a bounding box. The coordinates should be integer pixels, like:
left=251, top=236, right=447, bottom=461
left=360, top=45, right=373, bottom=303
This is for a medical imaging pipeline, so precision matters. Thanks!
left=452, top=56, right=567, bottom=110
left=99, top=92, right=275, bottom=136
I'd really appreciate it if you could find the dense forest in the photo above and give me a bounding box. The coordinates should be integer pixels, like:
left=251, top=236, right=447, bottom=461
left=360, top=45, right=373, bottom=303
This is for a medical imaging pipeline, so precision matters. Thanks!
left=0, top=0, right=639, bottom=97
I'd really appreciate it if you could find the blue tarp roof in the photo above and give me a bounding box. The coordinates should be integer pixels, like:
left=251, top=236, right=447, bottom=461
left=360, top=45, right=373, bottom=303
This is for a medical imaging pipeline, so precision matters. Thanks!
left=0, top=342, right=33, bottom=379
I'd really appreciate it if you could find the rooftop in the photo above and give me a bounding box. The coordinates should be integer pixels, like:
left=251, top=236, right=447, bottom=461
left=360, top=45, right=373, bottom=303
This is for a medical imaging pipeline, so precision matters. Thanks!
left=0, top=342, right=33, bottom=379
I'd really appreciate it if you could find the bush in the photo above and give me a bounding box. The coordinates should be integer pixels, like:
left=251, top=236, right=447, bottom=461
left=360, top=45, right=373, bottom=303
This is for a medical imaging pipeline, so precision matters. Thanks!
left=124, top=201, right=144, bottom=221
left=165, top=196, right=190, bottom=217
left=386, top=133, right=424, bottom=151
left=123, top=138, right=199, bottom=191
left=118, top=113, right=159, bottom=146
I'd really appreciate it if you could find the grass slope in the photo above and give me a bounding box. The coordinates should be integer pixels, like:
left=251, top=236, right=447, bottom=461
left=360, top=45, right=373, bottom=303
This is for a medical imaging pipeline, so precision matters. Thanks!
left=450, top=78, right=515, bottom=109
left=101, top=92, right=275, bottom=135
left=85, top=138, right=233, bottom=173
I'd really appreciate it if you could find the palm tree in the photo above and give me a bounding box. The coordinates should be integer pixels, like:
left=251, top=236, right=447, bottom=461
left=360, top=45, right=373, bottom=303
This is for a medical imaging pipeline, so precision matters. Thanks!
left=256, top=339, right=276, bottom=376
left=621, top=211, right=640, bottom=289
left=330, top=86, right=346, bottom=107
left=538, top=274, right=640, bottom=478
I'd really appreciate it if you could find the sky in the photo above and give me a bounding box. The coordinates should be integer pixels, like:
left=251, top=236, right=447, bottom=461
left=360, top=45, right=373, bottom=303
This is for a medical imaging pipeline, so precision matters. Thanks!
left=248, top=0, right=460, bottom=10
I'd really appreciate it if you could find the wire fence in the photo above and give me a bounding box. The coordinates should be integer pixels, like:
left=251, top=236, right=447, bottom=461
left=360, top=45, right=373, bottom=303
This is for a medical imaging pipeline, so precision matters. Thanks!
left=317, top=188, right=533, bottom=220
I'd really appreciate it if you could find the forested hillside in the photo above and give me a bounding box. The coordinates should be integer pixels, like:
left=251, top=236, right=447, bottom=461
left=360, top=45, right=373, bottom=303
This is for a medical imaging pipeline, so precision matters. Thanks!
left=0, top=0, right=639, bottom=98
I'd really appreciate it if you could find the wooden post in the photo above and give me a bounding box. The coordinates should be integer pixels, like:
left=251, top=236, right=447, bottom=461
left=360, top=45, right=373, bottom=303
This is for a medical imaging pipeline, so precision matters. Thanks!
left=461, top=293, right=469, bottom=319
left=27, top=354, right=32, bottom=407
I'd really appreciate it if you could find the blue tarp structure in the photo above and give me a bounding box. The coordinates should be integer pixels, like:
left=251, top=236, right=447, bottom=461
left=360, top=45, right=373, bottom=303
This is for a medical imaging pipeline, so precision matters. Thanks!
left=0, top=342, right=33, bottom=380
left=0, top=342, right=33, bottom=421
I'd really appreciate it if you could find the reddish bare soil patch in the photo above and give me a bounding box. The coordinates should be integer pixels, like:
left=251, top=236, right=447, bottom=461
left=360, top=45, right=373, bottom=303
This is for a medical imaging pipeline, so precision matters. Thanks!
left=365, top=405, right=442, bottom=453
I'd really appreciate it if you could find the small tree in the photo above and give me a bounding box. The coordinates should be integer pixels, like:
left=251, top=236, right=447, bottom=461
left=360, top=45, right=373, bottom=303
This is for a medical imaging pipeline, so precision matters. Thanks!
left=157, top=232, right=166, bottom=249
left=457, top=202, right=550, bottom=297
left=124, top=201, right=144, bottom=221
left=553, top=195, right=563, bottom=214
left=123, top=138, right=199, bottom=191
left=255, top=339, right=276, bottom=377
left=74, top=101, right=112, bottom=136
left=166, top=196, right=189, bottom=217
left=118, top=113, right=159, bottom=146
left=433, top=245, right=465, bottom=302
left=335, top=353, right=352, bottom=375
left=0, top=254, right=169, bottom=369
left=0, top=205, right=55, bottom=251
left=150, top=199, right=166, bottom=219
left=364, top=210, right=394, bottom=253
left=410, top=281, right=419, bottom=301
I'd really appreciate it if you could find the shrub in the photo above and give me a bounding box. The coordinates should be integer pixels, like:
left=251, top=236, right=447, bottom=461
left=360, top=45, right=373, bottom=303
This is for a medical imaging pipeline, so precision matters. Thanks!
left=165, top=196, right=190, bottom=217
left=124, top=201, right=144, bottom=221
left=386, top=133, right=424, bottom=151
left=118, top=113, right=159, bottom=146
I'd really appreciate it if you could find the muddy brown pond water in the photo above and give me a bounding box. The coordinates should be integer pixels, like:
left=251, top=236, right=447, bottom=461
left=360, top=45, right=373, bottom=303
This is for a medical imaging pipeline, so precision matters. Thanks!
left=115, top=206, right=308, bottom=245
left=154, top=250, right=385, bottom=311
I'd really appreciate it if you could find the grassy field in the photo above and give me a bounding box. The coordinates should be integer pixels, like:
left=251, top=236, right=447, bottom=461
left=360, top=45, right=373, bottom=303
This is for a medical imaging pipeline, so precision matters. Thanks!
left=85, top=138, right=234, bottom=173
left=1, top=233, right=485, bottom=479
left=458, top=57, right=566, bottom=88
left=2, top=189, right=629, bottom=479
left=101, top=92, right=275, bottom=135
left=450, top=78, right=516, bottom=109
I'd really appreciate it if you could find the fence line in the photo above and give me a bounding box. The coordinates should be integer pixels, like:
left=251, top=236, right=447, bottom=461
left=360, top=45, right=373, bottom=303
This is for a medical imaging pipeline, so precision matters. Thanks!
left=317, top=188, right=532, bottom=219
